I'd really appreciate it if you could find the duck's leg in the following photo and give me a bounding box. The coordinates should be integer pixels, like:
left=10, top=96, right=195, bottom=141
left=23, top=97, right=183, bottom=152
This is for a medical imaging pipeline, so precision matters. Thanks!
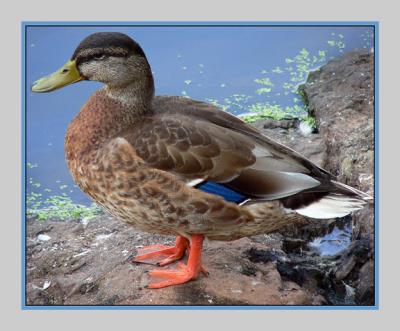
left=133, top=236, right=189, bottom=266
left=147, top=234, right=206, bottom=289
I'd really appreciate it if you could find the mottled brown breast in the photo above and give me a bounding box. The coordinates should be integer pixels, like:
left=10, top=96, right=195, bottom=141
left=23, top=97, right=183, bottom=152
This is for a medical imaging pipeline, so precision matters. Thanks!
left=65, top=89, right=138, bottom=165
left=64, top=89, right=142, bottom=221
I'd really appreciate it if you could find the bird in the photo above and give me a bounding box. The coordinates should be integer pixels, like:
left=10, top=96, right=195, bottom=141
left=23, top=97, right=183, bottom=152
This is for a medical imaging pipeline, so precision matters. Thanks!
left=31, top=32, right=372, bottom=289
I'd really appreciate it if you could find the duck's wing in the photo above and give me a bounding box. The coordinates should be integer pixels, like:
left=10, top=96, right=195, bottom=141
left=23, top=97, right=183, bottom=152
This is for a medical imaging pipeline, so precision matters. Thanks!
left=123, top=96, right=333, bottom=202
left=153, top=96, right=333, bottom=179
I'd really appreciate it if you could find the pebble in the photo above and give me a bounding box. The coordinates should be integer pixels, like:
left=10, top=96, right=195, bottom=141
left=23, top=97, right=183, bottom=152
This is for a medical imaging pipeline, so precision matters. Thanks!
left=37, top=234, right=51, bottom=242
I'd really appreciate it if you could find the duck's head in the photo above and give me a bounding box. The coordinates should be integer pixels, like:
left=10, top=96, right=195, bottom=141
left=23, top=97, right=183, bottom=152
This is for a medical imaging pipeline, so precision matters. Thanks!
left=31, top=32, right=153, bottom=93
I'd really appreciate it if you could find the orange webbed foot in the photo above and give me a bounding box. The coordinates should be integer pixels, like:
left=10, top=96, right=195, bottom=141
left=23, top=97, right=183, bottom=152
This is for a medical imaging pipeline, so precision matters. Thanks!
left=146, top=235, right=206, bottom=289
left=133, top=236, right=189, bottom=266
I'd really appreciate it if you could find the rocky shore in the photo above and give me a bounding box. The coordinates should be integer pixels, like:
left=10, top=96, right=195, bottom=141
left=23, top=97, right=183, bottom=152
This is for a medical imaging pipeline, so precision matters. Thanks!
left=26, top=49, right=375, bottom=306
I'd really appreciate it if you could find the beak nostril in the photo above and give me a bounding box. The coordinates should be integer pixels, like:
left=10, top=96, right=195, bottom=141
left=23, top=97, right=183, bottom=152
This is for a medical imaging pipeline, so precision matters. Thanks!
left=62, top=69, right=69, bottom=74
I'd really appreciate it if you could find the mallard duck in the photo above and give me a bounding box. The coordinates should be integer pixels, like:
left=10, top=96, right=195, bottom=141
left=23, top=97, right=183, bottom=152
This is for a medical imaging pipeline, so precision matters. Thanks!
left=31, top=32, right=371, bottom=289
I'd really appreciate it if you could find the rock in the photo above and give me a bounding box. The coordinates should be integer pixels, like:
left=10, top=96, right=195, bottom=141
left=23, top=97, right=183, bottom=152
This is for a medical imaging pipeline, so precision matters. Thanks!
left=251, top=118, right=327, bottom=168
left=282, top=238, right=308, bottom=254
left=263, top=118, right=299, bottom=130
left=299, top=49, right=375, bottom=305
left=299, top=49, right=374, bottom=197
left=355, top=260, right=374, bottom=305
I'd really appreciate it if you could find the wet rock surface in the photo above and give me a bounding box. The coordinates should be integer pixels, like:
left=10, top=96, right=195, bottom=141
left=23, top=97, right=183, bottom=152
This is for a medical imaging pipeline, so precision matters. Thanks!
left=26, top=49, right=375, bottom=306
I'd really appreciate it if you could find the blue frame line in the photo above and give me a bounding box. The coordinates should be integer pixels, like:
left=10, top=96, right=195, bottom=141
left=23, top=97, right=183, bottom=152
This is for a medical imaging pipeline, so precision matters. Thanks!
left=374, top=22, right=379, bottom=308
left=21, top=24, right=26, bottom=309
left=22, top=21, right=378, bottom=26
left=21, top=21, right=379, bottom=310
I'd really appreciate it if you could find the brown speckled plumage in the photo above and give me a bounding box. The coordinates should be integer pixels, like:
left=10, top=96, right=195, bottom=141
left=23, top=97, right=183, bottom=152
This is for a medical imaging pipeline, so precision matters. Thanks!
left=64, top=89, right=307, bottom=241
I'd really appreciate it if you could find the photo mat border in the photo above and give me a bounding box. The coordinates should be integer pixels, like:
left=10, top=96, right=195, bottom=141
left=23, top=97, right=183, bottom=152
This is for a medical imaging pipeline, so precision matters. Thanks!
left=21, top=21, right=379, bottom=310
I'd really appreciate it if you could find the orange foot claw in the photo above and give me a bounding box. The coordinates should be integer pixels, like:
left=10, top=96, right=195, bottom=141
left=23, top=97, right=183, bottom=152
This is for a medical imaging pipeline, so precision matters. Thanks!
left=146, top=235, right=206, bottom=289
left=133, top=236, right=189, bottom=266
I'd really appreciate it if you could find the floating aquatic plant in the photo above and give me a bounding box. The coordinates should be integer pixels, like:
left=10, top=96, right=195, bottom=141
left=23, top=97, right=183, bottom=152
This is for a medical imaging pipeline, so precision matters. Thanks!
left=26, top=169, right=102, bottom=221
left=205, top=35, right=352, bottom=126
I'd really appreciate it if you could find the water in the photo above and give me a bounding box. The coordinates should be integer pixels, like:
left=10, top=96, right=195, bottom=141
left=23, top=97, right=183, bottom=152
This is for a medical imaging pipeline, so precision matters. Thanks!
left=26, top=26, right=374, bottom=205
left=308, top=224, right=352, bottom=256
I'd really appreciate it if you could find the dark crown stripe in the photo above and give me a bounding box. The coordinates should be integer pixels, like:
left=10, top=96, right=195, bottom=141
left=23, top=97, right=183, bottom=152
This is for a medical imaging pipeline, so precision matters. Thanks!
left=75, top=49, right=129, bottom=65
left=71, top=32, right=146, bottom=61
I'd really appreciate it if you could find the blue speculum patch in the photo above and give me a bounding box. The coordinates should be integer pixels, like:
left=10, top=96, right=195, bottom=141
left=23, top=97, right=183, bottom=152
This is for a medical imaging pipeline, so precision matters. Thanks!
left=195, top=181, right=248, bottom=204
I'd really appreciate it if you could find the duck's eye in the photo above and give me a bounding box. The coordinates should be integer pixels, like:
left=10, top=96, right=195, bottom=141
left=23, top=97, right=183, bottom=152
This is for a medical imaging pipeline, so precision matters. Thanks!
left=92, top=54, right=107, bottom=61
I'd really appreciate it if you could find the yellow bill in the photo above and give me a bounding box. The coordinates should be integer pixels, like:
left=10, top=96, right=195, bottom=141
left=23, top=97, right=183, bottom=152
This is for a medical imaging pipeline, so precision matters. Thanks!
left=31, top=60, right=83, bottom=93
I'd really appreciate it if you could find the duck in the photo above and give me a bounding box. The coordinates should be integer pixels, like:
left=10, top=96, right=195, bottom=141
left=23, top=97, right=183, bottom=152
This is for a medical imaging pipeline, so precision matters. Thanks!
left=31, top=32, right=372, bottom=289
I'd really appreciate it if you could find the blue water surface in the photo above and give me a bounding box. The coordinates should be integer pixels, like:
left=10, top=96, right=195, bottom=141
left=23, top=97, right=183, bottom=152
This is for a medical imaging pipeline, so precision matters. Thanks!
left=26, top=25, right=374, bottom=205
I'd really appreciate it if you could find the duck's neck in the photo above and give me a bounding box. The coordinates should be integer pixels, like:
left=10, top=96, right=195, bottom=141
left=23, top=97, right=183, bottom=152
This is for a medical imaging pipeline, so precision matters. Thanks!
left=65, top=79, right=154, bottom=164
left=104, top=75, right=155, bottom=112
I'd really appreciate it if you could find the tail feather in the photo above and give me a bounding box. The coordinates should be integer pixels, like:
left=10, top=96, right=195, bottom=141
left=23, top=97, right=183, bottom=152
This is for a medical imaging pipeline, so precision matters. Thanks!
left=289, top=180, right=372, bottom=219
left=294, top=193, right=367, bottom=219
left=331, top=180, right=373, bottom=202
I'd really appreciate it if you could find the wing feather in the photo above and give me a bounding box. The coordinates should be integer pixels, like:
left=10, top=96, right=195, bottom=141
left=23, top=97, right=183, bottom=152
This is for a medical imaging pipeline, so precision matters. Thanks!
left=120, top=96, right=334, bottom=201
